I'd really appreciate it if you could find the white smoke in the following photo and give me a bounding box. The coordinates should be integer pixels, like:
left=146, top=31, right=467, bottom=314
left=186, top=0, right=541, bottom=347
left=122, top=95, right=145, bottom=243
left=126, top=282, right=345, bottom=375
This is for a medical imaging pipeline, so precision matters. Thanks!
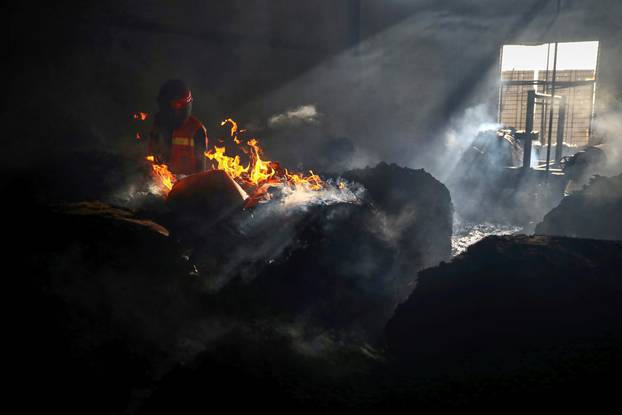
left=278, top=179, right=364, bottom=210
left=438, top=103, right=501, bottom=181
left=205, top=179, right=366, bottom=291
left=268, top=105, right=321, bottom=128
left=593, top=103, right=622, bottom=176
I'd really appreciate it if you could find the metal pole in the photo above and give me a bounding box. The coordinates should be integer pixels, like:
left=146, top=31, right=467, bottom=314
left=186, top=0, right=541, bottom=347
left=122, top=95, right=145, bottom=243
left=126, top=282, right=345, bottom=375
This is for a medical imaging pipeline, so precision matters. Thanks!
left=587, top=42, right=601, bottom=146
left=540, top=42, right=551, bottom=143
left=523, top=90, right=536, bottom=169
left=498, top=45, right=505, bottom=123
left=545, top=42, right=558, bottom=173
left=555, top=96, right=567, bottom=164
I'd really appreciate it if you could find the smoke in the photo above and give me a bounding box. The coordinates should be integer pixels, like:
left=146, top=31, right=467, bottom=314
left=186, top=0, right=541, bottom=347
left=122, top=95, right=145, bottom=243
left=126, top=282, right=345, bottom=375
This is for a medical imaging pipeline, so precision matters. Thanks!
left=436, top=103, right=566, bottom=227
left=268, top=105, right=321, bottom=128
left=193, top=180, right=366, bottom=292
left=435, top=103, right=500, bottom=182
left=593, top=103, right=622, bottom=176
left=272, top=179, right=364, bottom=210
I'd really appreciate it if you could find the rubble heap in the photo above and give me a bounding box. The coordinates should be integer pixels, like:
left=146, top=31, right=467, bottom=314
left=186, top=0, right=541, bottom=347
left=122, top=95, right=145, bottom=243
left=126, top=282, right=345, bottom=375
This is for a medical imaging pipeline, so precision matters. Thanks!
left=535, top=173, right=622, bottom=240
left=386, top=235, right=622, bottom=377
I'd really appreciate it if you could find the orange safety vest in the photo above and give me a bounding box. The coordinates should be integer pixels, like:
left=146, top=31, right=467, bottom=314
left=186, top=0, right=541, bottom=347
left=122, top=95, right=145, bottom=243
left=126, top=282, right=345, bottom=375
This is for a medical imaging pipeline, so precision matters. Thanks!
left=169, top=116, right=207, bottom=175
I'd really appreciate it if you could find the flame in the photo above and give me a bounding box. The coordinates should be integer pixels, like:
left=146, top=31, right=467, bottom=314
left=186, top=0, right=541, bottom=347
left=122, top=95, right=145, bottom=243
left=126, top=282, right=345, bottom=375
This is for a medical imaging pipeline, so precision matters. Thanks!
left=134, top=112, right=148, bottom=142
left=205, top=118, right=325, bottom=197
left=285, top=169, right=323, bottom=191
left=139, top=117, right=325, bottom=201
left=247, top=138, right=277, bottom=186
left=146, top=155, right=176, bottom=192
left=221, top=118, right=241, bottom=144
left=205, top=146, right=250, bottom=178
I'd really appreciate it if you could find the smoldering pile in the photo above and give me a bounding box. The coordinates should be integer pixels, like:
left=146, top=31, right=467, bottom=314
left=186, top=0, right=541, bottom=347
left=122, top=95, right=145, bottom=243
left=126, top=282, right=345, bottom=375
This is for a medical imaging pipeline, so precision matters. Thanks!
left=17, top=160, right=452, bottom=411
left=535, top=173, right=622, bottom=240
left=161, top=162, right=453, bottom=339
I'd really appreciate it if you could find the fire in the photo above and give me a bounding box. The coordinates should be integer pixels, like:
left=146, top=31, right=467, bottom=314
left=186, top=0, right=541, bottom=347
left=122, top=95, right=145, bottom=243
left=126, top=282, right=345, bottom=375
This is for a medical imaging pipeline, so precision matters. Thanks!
left=133, top=112, right=149, bottom=121
left=145, top=155, right=176, bottom=192
left=205, top=146, right=250, bottom=178
left=247, top=138, right=278, bottom=185
left=205, top=118, right=325, bottom=195
left=141, top=117, right=324, bottom=201
left=221, top=118, right=241, bottom=144
left=285, top=169, right=323, bottom=191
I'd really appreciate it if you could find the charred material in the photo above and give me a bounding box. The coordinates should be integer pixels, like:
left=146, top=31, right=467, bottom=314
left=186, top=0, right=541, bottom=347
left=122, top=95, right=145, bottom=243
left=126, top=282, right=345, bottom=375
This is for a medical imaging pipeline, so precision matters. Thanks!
left=17, top=202, right=197, bottom=414
left=215, top=201, right=398, bottom=338
left=343, top=162, right=453, bottom=299
left=560, top=146, right=607, bottom=192
left=386, top=235, right=622, bottom=378
left=536, top=173, right=622, bottom=240
left=192, top=163, right=453, bottom=340
left=165, top=169, right=247, bottom=243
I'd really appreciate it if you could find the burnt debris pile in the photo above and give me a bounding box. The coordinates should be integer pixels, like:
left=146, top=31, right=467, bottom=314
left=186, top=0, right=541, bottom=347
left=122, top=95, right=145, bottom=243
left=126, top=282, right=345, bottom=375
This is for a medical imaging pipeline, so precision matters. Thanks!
left=343, top=162, right=454, bottom=286
left=163, top=162, right=453, bottom=339
left=386, top=235, right=622, bottom=378
left=15, top=171, right=622, bottom=412
left=16, top=163, right=456, bottom=412
left=536, top=173, right=622, bottom=240
left=18, top=202, right=196, bottom=413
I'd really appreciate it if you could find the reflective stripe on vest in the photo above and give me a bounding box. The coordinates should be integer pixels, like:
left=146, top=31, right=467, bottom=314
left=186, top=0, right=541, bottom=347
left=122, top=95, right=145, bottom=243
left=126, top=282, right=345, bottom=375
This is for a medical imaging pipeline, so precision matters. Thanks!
left=170, top=116, right=204, bottom=175
left=172, top=136, right=194, bottom=147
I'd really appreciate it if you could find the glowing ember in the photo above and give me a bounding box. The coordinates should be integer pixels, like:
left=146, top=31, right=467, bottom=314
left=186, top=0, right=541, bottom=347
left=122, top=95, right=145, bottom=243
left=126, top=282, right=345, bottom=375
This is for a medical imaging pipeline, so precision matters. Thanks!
left=133, top=112, right=149, bottom=121
left=145, top=155, right=176, bottom=192
left=205, top=118, right=325, bottom=195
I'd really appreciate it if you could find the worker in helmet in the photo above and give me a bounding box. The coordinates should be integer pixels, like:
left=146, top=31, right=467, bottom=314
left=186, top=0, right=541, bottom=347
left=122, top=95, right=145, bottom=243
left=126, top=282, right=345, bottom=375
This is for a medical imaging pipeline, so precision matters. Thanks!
left=148, top=79, right=208, bottom=175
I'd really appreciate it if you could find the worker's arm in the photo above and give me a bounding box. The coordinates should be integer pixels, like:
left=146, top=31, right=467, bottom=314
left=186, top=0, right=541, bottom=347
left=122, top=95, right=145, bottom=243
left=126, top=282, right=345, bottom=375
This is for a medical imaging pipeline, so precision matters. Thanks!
left=148, top=114, right=170, bottom=163
left=194, top=124, right=208, bottom=172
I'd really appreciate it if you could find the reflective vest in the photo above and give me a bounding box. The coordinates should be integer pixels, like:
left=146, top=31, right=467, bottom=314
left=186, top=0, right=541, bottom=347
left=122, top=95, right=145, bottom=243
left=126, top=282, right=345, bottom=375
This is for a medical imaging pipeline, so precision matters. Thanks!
left=170, top=116, right=207, bottom=175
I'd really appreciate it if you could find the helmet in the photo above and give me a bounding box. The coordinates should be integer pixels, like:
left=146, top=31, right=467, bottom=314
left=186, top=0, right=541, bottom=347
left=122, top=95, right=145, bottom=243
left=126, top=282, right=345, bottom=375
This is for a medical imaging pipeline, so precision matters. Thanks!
left=157, top=79, right=193, bottom=128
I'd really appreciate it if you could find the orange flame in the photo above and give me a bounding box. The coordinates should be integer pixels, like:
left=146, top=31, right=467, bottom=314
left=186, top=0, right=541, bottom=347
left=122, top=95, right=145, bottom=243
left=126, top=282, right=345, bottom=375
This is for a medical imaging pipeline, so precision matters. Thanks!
left=221, top=118, right=241, bottom=144
left=133, top=112, right=149, bottom=121
left=285, top=169, right=324, bottom=191
left=205, top=146, right=250, bottom=179
left=247, top=138, right=277, bottom=186
left=205, top=118, right=325, bottom=196
left=146, top=155, right=176, bottom=192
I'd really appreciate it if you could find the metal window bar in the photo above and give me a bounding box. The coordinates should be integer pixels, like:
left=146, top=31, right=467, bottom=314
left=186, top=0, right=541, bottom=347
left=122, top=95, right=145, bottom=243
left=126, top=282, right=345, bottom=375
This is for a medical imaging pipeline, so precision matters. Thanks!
left=522, top=90, right=565, bottom=170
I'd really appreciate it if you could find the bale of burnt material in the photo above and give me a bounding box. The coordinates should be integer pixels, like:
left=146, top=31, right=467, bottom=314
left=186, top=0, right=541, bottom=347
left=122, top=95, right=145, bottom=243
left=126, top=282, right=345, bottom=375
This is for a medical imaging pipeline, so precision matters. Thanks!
left=535, top=173, right=622, bottom=240
left=211, top=163, right=453, bottom=339
left=216, top=201, right=398, bottom=337
left=165, top=170, right=248, bottom=246
left=386, top=235, right=622, bottom=378
left=18, top=201, right=196, bottom=414
left=342, top=162, right=453, bottom=301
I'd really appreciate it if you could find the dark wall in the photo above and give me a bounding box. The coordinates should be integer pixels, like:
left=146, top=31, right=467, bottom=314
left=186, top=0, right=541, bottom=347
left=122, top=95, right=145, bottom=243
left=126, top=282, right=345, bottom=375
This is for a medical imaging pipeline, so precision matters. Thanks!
left=6, top=0, right=622, bottom=192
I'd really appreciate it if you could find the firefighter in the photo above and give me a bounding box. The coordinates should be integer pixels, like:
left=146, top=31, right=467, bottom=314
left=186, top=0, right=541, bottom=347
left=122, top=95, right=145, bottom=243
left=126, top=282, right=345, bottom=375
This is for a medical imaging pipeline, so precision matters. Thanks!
left=148, top=79, right=208, bottom=175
